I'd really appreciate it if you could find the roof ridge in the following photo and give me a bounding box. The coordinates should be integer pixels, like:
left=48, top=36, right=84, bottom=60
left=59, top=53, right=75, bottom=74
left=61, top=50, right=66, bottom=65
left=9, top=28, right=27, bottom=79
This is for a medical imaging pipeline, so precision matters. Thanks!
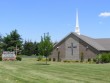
left=54, top=32, right=107, bottom=51
left=72, top=33, right=106, bottom=50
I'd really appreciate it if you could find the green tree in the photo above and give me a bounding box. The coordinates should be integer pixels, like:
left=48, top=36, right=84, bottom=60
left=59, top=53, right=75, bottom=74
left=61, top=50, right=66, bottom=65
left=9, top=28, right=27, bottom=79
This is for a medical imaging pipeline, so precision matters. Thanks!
left=0, top=35, right=3, bottom=56
left=22, top=40, right=37, bottom=56
left=33, top=41, right=39, bottom=55
left=38, top=33, right=53, bottom=64
left=2, top=29, right=22, bottom=53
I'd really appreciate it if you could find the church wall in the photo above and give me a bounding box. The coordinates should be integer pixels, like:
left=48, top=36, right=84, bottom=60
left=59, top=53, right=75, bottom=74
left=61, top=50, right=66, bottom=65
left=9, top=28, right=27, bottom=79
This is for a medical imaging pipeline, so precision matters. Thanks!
left=49, top=33, right=100, bottom=62
left=65, top=35, right=80, bottom=60
left=79, top=40, right=99, bottom=60
left=49, top=41, right=66, bottom=61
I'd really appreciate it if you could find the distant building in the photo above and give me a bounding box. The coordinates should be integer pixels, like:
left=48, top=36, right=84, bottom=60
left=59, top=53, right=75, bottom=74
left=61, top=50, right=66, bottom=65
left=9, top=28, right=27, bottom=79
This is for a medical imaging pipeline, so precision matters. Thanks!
left=49, top=11, right=110, bottom=61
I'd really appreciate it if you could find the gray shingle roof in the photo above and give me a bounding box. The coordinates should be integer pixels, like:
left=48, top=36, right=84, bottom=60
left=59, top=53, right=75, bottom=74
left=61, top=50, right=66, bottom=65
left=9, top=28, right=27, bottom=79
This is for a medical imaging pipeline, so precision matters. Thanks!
left=73, top=32, right=110, bottom=51
left=54, top=32, right=110, bottom=51
left=95, top=38, right=110, bottom=51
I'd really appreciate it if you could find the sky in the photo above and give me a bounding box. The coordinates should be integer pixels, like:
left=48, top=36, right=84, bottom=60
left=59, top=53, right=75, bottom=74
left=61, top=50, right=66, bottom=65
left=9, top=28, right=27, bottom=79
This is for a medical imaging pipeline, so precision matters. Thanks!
left=0, top=0, right=110, bottom=42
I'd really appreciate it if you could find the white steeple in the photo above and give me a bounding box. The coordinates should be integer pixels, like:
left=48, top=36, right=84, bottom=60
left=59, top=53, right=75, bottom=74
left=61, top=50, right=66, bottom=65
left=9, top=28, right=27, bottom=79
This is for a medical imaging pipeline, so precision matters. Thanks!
left=75, top=10, right=80, bottom=35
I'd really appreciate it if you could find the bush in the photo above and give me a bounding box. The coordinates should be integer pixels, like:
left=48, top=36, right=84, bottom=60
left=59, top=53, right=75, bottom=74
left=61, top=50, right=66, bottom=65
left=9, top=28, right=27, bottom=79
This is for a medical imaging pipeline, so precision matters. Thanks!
left=36, top=55, right=50, bottom=62
left=0, top=56, right=2, bottom=61
left=63, top=60, right=71, bottom=63
left=93, top=58, right=96, bottom=62
left=37, top=55, right=43, bottom=61
left=88, top=58, right=91, bottom=62
left=101, top=53, right=110, bottom=63
left=95, top=53, right=110, bottom=63
left=63, top=60, right=79, bottom=63
left=108, top=53, right=110, bottom=62
left=16, top=56, right=22, bottom=61
left=80, top=52, right=84, bottom=62
left=96, top=54, right=102, bottom=64
left=41, top=58, right=49, bottom=61
left=63, top=60, right=67, bottom=63
left=49, top=58, right=51, bottom=61
left=75, top=60, right=79, bottom=62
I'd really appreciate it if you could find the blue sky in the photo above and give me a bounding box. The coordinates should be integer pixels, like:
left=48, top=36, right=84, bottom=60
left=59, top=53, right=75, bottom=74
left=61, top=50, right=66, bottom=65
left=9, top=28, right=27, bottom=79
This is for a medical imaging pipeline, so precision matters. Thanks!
left=0, top=0, right=110, bottom=42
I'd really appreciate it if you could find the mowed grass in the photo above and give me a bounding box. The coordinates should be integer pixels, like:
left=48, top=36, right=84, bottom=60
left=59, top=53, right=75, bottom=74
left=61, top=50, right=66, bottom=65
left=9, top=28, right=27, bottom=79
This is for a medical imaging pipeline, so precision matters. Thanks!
left=0, top=58, right=110, bottom=83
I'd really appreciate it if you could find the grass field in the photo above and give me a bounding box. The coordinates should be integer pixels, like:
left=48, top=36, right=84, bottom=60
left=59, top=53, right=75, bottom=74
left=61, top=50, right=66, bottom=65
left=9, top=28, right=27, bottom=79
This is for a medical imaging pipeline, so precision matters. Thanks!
left=0, top=58, right=110, bottom=83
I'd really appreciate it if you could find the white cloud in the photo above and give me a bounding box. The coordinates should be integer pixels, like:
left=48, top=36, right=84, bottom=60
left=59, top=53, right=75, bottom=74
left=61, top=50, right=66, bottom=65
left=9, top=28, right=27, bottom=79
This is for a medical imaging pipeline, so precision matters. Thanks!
left=99, top=12, right=110, bottom=17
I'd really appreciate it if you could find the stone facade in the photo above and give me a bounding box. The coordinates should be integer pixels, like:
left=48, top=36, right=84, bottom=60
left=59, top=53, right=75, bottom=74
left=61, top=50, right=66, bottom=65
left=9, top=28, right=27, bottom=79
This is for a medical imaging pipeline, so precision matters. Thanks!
left=49, top=33, right=101, bottom=61
left=79, top=39, right=99, bottom=60
left=65, top=35, right=79, bottom=60
left=50, top=40, right=66, bottom=61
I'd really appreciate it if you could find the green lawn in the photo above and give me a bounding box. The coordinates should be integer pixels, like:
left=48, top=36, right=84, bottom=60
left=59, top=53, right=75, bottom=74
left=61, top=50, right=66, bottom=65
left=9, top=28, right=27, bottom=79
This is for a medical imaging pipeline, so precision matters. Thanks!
left=0, top=58, right=110, bottom=83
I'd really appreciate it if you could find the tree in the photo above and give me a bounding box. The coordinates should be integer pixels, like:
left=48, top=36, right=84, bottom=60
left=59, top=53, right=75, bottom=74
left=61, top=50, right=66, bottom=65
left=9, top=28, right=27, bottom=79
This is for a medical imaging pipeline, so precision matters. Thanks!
left=0, top=35, right=3, bottom=56
left=22, top=40, right=38, bottom=56
left=38, top=33, right=53, bottom=64
left=2, top=29, right=22, bottom=54
left=33, top=41, right=39, bottom=55
left=22, top=40, right=31, bottom=56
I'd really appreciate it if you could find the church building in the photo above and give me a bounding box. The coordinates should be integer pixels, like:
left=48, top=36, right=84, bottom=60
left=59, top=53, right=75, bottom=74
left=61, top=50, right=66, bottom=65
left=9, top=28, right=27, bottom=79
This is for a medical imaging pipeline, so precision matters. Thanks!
left=49, top=11, right=110, bottom=61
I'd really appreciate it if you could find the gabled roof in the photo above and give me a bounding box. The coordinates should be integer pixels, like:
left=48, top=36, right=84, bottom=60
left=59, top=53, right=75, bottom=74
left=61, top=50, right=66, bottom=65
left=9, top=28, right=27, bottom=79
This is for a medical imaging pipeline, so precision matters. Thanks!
left=95, top=38, right=110, bottom=51
left=54, top=32, right=110, bottom=51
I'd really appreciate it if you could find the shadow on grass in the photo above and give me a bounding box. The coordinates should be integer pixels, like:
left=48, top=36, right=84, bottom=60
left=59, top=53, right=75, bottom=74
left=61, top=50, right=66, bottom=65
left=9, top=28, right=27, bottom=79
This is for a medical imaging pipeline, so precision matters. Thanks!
left=36, top=63, right=50, bottom=65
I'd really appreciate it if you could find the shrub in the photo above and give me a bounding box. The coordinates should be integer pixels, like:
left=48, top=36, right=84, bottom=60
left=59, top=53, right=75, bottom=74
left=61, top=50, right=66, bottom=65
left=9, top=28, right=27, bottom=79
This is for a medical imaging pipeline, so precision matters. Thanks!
left=63, top=60, right=67, bottom=63
left=37, top=55, right=50, bottom=62
left=63, top=60, right=70, bottom=63
left=93, top=58, right=96, bottom=62
left=41, top=58, right=49, bottom=61
left=37, top=55, right=43, bottom=61
left=53, top=58, right=56, bottom=61
left=0, top=56, right=2, bottom=61
left=63, top=60, right=79, bottom=63
left=88, top=58, right=91, bottom=62
left=108, top=53, right=110, bottom=62
left=16, top=56, right=22, bottom=61
left=96, top=54, right=102, bottom=63
left=49, top=58, right=51, bottom=61
left=80, top=52, right=84, bottom=62
left=101, top=53, right=110, bottom=63
left=75, top=60, right=79, bottom=62
left=95, top=53, right=110, bottom=63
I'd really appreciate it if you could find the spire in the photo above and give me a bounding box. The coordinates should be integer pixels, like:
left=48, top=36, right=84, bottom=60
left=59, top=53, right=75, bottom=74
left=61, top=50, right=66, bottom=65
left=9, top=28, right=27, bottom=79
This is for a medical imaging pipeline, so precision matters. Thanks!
left=75, top=9, right=80, bottom=35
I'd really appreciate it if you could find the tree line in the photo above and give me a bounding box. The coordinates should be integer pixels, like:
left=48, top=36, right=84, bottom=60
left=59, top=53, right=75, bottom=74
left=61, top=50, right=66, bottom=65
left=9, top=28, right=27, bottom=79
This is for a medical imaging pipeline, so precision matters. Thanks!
left=0, top=29, right=54, bottom=58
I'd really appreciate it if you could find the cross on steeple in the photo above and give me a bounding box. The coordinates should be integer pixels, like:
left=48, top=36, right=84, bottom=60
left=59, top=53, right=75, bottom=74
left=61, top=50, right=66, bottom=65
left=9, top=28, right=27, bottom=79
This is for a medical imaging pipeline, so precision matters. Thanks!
left=68, top=43, right=77, bottom=55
